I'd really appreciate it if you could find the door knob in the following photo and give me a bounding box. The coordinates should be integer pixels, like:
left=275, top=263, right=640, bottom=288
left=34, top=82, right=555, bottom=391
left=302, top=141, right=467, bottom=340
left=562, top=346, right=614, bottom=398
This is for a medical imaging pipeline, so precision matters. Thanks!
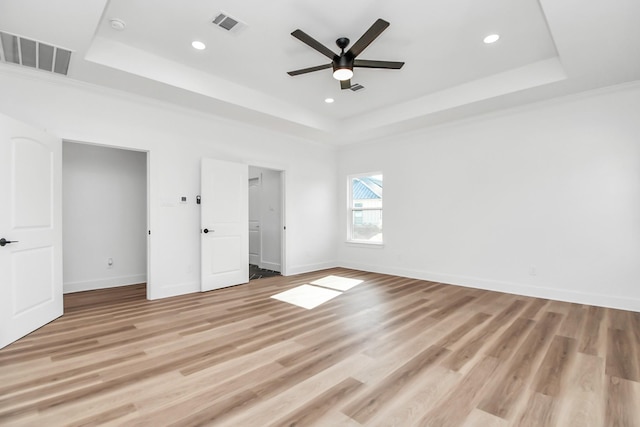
left=203, top=228, right=213, bottom=234
left=0, top=238, right=18, bottom=247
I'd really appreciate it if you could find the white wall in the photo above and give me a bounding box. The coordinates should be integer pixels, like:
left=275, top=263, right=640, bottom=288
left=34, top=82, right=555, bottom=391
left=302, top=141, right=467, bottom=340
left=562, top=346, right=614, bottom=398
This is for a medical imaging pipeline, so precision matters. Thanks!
left=338, top=82, right=640, bottom=312
left=63, top=142, right=147, bottom=293
left=4, top=67, right=638, bottom=311
left=0, top=69, right=337, bottom=299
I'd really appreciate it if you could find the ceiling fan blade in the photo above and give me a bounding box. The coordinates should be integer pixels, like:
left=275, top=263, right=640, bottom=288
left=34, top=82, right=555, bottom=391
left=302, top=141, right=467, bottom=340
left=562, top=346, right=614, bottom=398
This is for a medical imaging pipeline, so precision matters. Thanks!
left=287, top=63, right=332, bottom=76
left=340, top=79, right=352, bottom=90
left=354, top=59, right=404, bottom=69
left=347, top=19, right=390, bottom=58
left=291, top=30, right=336, bottom=60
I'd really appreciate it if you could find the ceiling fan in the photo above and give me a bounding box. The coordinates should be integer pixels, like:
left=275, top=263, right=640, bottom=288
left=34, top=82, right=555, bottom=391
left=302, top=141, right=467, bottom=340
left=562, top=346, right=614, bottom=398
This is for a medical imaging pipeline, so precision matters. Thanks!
left=287, top=18, right=405, bottom=90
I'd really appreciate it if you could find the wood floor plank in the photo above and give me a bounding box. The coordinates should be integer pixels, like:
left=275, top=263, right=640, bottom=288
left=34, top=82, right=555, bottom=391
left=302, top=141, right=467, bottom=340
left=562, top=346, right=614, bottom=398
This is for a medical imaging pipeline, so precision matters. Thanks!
left=631, top=312, right=640, bottom=345
left=266, top=377, right=364, bottom=427
left=116, top=344, right=303, bottom=425
left=461, top=409, right=509, bottom=427
left=419, top=355, right=501, bottom=426
left=167, top=389, right=259, bottom=427
left=65, top=403, right=137, bottom=427
left=352, top=328, right=445, bottom=387
left=222, top=352, right=371, bottom=427
left=606, top=327, right=640, bottom=382
left=442, top=299, right=527, bottom=372
left=485, top=317, right=535, bottom=360
left=341, top=345, right=450, bottom=424
left=363, top=315, right=440, bottom=361
left=477, top=311, right=562, bottom=420
left=433, top=312, right=491, bottom=350
left=608, top=308, right=631, bottom=331
left=0, top=351, right=145, bottom=396
left=429, top=295, right=476, bottom=320
left=605, top=376, right=640, bottom=427
left=555, top=352, right=605, bottom=427
left=127, top=364, right=281, bottom=426
left=579, top=305, right=606, bottom=356
left=370, top=366, right=461, bottom=427
left=514, top=392, right=557, bottom=426
left=0, top=268, right=637, bottom=426
left=521, top=297, right=550, bottom=320
left=532, top=335, right=577, bottom=397
left=557, top=303, right=586, bottom=339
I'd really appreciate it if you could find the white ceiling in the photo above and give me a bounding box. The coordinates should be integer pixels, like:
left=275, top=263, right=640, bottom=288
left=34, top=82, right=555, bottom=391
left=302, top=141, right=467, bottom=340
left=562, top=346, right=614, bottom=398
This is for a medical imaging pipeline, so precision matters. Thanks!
left=1, top=0, right=639, bottom=145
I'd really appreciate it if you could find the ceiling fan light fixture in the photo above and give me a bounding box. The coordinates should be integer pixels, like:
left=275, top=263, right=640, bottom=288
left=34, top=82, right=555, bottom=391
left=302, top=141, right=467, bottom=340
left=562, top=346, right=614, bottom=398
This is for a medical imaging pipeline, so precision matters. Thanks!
left=333, top=68, right=353, bottom=81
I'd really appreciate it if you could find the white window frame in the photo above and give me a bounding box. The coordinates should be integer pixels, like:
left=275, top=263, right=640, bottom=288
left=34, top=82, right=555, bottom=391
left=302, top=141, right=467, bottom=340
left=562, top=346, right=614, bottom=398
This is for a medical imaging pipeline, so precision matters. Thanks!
left=347, top=172, right=383, bottom=245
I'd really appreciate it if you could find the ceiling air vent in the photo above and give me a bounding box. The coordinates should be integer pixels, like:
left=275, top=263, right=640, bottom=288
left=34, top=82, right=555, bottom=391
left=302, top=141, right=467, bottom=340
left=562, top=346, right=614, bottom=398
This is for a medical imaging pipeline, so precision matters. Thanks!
left=0, top=31, right=71, bottom=75
left=350, top=83, right=365, bottom=92
left=212, top=12, right=245, bottom=33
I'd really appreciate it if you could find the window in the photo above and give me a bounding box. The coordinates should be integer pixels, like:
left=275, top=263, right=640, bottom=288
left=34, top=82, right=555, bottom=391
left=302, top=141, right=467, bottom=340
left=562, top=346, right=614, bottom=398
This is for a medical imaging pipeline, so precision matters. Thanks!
left=348, top=173, right=383, bottom=243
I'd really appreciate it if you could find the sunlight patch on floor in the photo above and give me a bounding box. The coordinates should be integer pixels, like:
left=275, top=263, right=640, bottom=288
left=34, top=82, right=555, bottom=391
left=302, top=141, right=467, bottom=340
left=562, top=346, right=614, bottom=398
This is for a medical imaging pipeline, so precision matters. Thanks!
left=270, top=275, right=364, bottom=310
left=310, top=275, right=363, bottom=291
left=270, top=284, right=342, bottom=309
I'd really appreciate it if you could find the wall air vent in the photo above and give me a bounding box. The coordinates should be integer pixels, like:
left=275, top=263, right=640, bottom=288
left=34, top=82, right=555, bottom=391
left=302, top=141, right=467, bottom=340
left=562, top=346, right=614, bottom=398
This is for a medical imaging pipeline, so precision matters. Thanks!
left=0, top=31, right=71, bottom=75
left=212, top=12, right=245, bottom=34
left=350, top=83, right=365, bottom=92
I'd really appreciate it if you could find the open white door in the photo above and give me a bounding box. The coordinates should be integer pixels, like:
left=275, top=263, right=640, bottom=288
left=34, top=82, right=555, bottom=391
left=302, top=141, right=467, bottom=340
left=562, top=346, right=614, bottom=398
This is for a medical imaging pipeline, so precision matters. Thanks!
left=201, top=158, right=248, bottom=291
left=0, top=113, right=63, bottom=349
left=248, top=176, right=261, bottom=266
left=258, top=168, right=283, bottom=272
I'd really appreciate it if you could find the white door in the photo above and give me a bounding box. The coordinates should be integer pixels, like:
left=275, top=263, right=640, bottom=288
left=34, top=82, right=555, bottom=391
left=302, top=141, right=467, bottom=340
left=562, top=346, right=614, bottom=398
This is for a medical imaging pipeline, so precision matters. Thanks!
left=248, top=177, right=261, bottom=266
left=201, top=158, right=248, bottom=291
left=259, top=169, right=283, bottom=272
left=0, top=113, right=63, bottom=349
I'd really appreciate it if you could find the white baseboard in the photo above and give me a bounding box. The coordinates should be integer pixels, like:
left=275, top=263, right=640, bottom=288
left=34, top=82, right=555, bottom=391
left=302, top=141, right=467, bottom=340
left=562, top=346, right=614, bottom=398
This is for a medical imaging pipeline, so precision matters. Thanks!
left=64, top=274, right=147, bottom=294
left=339, top=262, right=640, bottom=313
left=286, top=261, right=339, bottom=276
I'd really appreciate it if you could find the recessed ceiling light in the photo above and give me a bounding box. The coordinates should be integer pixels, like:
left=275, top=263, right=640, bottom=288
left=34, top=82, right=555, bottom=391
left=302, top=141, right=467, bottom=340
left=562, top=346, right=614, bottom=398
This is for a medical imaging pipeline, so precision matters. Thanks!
left=191, top=41, right=206, bottom=50
left=109, top=19, right=126, bottom=31
left=325, top=98, right=334, bottom=104
left=483, top=34, right=500, bottom=44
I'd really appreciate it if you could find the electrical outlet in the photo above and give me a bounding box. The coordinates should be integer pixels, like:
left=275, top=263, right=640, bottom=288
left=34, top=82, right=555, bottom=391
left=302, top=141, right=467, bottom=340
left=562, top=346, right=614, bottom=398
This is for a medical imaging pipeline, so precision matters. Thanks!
left=529, top=266, right=537, bottom=276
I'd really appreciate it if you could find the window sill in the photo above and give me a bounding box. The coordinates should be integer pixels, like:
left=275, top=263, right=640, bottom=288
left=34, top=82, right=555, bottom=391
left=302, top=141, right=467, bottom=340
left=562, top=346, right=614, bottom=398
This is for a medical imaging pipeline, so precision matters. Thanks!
left=345, top=241, right=385, bottom=248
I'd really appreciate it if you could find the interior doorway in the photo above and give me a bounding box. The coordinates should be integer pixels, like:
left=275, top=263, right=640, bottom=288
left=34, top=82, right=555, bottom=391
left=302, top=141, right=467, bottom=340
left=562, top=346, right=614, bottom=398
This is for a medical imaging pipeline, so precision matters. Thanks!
left=248, top=165, right=284, bottom=280
left=62, top=141, right=148, bottom=298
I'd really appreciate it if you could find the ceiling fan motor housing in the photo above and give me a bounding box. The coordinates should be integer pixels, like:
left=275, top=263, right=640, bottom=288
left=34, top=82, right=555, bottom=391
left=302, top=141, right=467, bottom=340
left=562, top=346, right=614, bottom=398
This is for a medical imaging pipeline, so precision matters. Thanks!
left=333, top=53, right=354, bottom=73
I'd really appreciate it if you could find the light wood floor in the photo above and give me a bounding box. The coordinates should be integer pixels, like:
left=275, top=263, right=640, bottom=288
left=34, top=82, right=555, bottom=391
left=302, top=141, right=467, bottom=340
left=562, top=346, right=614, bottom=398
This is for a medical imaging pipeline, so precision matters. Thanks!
left=1, top=268, right=639, bottom=426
